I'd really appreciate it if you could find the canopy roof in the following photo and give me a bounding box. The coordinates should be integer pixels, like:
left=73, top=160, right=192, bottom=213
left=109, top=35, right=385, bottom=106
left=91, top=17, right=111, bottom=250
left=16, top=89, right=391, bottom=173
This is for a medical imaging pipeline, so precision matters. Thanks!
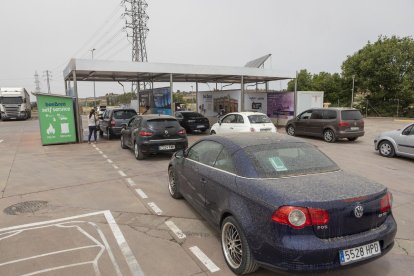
left=63, top=59, right=291, bottom=84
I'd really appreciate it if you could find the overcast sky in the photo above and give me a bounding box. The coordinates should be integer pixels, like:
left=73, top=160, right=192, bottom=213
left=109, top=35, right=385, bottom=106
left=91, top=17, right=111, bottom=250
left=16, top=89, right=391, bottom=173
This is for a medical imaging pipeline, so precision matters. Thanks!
left=0, top=0, right=413, bottom=99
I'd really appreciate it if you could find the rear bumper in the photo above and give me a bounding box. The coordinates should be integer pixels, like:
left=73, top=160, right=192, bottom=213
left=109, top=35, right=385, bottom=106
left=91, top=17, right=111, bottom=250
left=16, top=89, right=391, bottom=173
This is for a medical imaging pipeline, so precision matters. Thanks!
left=184, top=123, right=210, bottom=131
left=255, top=214, right=397, bottom=272
left=139, top=139, right=188, bottom=154
left=337, top=130, right=365, bottom=138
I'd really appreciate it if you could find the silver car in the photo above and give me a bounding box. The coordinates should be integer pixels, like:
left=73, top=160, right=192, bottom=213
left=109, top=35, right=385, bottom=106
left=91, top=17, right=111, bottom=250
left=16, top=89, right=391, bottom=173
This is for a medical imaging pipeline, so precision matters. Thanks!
left=374, top=123, right=414, bottom=158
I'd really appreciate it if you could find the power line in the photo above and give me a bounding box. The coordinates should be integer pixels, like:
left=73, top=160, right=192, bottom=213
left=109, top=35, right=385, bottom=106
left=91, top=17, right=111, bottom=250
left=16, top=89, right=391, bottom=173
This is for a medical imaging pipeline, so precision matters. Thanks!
left=34, top=71, right=41, bottom=93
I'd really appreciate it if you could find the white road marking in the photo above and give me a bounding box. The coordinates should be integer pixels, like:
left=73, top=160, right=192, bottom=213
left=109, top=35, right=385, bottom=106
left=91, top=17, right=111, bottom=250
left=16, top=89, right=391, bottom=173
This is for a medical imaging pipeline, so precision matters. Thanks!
left=103, top=154, right=108, bottom=158
left=92, top=144, right=96, bottom=148
left=0, top=211, right=144, bottom=276
left=118, top=170, right=127, bottom=177
left=189, top=246, right=220, bottom=273
left=147, top=202, right=162, bottom=215
left=98, top=151, right=103, bottom=155
left=95, top=147, right=100, bottom=151
left=107, top=159, right=113, bottom=164
left=135, top=189, right=148, bottom=199
left=165, top=221, right=186, bottom=240
left=126, top=178, right=136, bottom=187
left=113, top=164, right=119, bottom=169
left=0, top=140, right=3, bottom=143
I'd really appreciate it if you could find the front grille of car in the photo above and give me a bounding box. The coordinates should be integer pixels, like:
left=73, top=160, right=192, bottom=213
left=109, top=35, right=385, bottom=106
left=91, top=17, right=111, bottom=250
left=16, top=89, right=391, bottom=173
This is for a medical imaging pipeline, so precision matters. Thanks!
left=5, top=106, right=20, bottom=117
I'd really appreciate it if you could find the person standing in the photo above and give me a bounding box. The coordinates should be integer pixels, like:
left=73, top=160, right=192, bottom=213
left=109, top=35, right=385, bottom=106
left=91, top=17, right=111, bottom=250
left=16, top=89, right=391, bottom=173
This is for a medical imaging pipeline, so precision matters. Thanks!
left=88, top=109, right=97, bottom=143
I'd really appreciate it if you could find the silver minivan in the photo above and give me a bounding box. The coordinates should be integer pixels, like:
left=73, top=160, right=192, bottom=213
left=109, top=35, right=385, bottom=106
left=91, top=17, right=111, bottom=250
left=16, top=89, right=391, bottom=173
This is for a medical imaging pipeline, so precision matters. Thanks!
left=285, top=108, right=365, bottom=142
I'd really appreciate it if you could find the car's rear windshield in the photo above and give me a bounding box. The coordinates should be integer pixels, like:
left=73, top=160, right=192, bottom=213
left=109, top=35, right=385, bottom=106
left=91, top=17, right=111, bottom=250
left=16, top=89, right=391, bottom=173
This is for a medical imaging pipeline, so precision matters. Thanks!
left=182, top=112, right=203, bottom=118
left=113, top=110, right=137, bottom=119
left=146, top=119, right=180, bottom=128
left=341, top=110, right=363, bottom=120
left=248, top=114, right=272, bottom=124
left=244, top=143, right=339, bottom=178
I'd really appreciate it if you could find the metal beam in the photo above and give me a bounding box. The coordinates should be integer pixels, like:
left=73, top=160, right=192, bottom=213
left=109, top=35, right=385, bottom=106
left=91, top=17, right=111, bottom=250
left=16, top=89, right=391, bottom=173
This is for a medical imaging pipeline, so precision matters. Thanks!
left=170, top=74, right=174, bottom=114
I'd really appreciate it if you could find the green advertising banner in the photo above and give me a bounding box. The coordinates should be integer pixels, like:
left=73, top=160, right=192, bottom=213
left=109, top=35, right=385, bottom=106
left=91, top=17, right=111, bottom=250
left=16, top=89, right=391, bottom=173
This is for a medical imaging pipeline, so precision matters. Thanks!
left=36, top=94, right=77, bottom=145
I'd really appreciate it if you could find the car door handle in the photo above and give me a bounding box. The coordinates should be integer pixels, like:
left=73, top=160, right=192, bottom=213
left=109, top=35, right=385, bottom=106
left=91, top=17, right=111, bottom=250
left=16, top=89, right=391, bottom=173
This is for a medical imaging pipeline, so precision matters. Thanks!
left=200, top=178, right=207, bottom=184
left=229, top=127, right=234, bottom=129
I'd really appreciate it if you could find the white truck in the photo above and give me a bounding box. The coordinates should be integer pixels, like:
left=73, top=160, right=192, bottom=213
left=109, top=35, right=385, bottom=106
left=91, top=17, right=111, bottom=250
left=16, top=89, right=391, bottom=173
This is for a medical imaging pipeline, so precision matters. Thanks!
left=0, top=87, right=32, bottom=120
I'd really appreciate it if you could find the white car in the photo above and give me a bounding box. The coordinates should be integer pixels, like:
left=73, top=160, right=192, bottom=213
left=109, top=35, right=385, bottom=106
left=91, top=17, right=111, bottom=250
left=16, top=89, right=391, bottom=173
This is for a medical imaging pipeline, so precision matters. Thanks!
left=210, top=112, right=276, bottom=135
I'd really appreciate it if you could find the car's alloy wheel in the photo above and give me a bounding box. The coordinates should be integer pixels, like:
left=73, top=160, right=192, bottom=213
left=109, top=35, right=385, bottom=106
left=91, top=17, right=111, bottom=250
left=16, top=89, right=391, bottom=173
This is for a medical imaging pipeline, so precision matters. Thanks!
left=379, top=141, right=395, bottom=157
left=323, top=129, right=336, bottom=143
left=168, top=167, right=182, bottom=199
left=287, top=125, right=295, bottom=136
left=221, top=217, right=258, bottom=274
left=134, top=143, right=144, bottom=160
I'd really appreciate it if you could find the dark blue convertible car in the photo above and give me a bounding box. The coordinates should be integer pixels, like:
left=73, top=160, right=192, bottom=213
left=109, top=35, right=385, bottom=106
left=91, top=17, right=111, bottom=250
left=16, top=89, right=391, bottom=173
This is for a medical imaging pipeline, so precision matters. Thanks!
left=168, top=133, right=396, bottom=274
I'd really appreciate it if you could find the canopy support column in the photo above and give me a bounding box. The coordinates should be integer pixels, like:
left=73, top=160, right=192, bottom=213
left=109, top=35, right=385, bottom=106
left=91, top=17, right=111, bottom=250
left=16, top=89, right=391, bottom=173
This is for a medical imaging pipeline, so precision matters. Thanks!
left=240, top=76, right=245, bottom=112
left=170, top=74, right=174, bottom=114
left=196, top=82, right=199, bottom=113
left=72, top=71, right=82, bottom=143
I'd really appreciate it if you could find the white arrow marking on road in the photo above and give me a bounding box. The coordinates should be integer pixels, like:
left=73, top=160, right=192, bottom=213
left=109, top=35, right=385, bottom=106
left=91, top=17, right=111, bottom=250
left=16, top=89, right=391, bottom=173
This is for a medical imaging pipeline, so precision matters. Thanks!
left=147, top=202, right=162, bottom=215
left=189, top=246, right=220, bottom=273
left=135, top=189, right=148, bottom=199
left=165, top=221, right=186, bottom=239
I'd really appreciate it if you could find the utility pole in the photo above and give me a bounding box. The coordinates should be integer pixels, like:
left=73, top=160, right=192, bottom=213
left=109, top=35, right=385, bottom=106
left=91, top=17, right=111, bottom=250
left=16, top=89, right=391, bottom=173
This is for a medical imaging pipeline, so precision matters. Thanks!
left=34, top=71, right=41, bottom=93
left=43, top=70, right=52, bottom=94
left=123, top=0, right=149, bottom=97
left=351, top=75, right=355, bottom=108
left=90, top=48, right=96, bottom=108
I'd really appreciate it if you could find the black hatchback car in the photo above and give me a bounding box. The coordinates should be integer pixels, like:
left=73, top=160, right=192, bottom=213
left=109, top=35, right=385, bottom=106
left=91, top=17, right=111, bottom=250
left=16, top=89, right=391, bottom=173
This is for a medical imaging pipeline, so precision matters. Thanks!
left=121, top=115, right=188, bottom=160
left=175, top=111, right=210, bottom=133
left=99, top=108, right=137, bottom=139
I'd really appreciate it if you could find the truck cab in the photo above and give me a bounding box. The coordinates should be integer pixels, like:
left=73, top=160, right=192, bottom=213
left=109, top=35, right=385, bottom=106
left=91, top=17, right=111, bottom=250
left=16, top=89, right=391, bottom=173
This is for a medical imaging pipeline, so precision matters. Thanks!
left=0, top=87, right=32, bottom=120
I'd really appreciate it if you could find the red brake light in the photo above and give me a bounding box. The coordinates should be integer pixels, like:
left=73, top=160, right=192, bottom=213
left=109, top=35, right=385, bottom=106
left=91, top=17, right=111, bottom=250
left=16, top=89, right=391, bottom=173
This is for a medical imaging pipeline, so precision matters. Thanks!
left=139, top=130, right=153, bottom=137
left=380, top=192, right=392, bottom=213
left=338, top=121, right=350, bottom=127
left=111, top=119, right=116, bottom=127
left=272, top=206, right=329, bottom=229
left=177, top=129, right=186, bottom=135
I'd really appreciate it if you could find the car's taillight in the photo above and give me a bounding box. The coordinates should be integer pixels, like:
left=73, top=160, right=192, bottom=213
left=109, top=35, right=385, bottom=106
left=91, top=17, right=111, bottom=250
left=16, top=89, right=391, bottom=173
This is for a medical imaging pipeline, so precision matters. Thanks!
left=380, top=192, right=393, bottom=213
left=272, top=206, right=329, bottom=229
left=177, top=129, right=186, bottom=135
left=338, top=121, right=350, bottom=127
left=139, top=131, right=153, bottom=137
left=111, top=119, right=116, bottom=127
left=250, top=127, right=255, bottom=132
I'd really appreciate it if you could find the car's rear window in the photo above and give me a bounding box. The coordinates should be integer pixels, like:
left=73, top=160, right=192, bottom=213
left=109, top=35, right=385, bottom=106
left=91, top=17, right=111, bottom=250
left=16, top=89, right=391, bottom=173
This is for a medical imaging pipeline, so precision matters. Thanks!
left=244, top=143, right=339, bottom=178
left=248, top=115, right=272, bottom=124
left=113, top=110, right=137, bottom=119
left=341, top=110, right=363, bottom=120
left=146, top=119, right=180, bottom=128
left=182, top=112, right=203, bottom=118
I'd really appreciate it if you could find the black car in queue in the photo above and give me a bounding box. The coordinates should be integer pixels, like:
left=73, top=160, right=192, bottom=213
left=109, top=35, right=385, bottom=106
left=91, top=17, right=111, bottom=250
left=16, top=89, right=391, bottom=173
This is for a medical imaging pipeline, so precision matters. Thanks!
left=175, top=111, right=210, bottom=133
left=121, top=115, right=188, bottom=160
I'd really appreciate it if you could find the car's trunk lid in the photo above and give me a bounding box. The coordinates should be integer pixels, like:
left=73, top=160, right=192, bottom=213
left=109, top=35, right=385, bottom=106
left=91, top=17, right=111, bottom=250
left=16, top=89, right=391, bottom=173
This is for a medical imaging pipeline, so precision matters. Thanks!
left=146, top=118, right=182, bottom=140
left=339, top=110, right=364, bottom=132
left=236, top=171, right=388, bottom=238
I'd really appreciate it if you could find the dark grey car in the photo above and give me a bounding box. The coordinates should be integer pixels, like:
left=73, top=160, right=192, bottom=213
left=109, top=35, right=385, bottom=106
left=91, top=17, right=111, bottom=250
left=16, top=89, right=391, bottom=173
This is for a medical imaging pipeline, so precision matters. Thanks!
left=120, top=115, right=188, bottom=160
left=98, top=108, right=137, bottom=139
left=285, top=108, right=365, bottom=142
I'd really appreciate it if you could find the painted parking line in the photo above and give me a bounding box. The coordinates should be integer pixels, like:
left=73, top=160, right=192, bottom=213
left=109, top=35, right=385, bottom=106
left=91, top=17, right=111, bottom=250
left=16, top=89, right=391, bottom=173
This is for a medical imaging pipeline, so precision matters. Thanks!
left=147, top=202, right=163, bottom=215
left=0, top=210, right=144, bottom=276
left=113, top=164, right=119, bottom=169
left=98, top=151, right=104, bottom=155
left=165, top=221, right=186, bottom=240
left=135, top=189, right=148, bottom=199
left=107, top=159, right=113, bottom=164
left=103, top=155, right=108, bottom=158
left=0, top=140, right=3, bottom=144
left=95, top=147, right=100, bottom=151
left=126, top=178, right=136, bottom=187
left=189, top=246, right=220, bottom=273
left=118, top=170, right=127, bottom=177
left=92, top=144, right=96, bottom=148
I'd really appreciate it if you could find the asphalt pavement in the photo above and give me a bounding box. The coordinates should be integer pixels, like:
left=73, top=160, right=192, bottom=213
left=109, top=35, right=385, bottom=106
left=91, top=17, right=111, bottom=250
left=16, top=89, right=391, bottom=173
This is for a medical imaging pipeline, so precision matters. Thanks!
left=0, top=117, right=413, bottom=276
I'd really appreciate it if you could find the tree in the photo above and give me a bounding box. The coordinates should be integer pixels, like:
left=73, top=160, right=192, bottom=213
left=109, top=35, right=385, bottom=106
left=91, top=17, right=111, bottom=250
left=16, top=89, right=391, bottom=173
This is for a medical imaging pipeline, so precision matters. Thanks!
left=342, top=35, right=414, bottom=116
left=287, top=69, right=313, bottom=91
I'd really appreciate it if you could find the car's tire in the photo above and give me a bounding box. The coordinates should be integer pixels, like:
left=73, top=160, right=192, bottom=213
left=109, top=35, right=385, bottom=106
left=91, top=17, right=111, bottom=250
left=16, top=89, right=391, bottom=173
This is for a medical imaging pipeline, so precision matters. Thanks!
left=286, top=125, right=295, bottom=136
left=221, top=216, right=259, bottom=275
left=106, top=128, right=112, bottom=140
left=210, top=130, right=216, bottom=135
left=379, top=140, right=395, bottom=158
left=120, top=135, right=128, bottom=149
left=168, top=166, right=182, bottom=199
left=348, top=137, right=358, bottom=142
left=134, top=142, right=144, bottom=160
left=323, top=129, right=336, bottom=143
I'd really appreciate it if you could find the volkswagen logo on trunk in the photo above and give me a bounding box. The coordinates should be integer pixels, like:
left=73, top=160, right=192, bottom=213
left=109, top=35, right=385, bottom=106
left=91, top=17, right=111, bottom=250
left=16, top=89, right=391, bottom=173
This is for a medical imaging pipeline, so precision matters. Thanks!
left=354, top=204, right=364, bottom=218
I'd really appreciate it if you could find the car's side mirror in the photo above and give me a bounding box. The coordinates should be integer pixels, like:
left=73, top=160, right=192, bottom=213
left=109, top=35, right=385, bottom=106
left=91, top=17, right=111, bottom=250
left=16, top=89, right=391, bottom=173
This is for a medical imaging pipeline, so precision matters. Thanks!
left=175, top=149, right=186, bottom=158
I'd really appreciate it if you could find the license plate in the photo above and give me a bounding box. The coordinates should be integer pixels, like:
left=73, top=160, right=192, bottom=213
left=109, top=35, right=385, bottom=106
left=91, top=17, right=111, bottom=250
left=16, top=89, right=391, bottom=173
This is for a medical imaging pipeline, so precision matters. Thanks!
left=260, top=128, right=271, bottom=132
left=197, top=125, right=205, bottom=128
left=350, top=127, right=359, bottom=131
left=159, top=145, right=175, bottom=150
left=339, top=241, right=381, bottom=265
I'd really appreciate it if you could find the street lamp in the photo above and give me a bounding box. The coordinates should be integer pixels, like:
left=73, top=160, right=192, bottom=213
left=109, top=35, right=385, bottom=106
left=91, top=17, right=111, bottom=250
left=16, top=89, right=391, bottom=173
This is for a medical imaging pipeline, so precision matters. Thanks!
left=90, top=48, right=96, bottom=108
left=351, top=75, right=355, bottom=108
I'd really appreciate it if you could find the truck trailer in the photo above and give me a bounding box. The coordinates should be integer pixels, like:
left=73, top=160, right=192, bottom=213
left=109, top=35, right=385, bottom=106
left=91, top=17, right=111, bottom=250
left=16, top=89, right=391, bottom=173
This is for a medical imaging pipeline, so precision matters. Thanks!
left=0, top=87, right=32, bottom=120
